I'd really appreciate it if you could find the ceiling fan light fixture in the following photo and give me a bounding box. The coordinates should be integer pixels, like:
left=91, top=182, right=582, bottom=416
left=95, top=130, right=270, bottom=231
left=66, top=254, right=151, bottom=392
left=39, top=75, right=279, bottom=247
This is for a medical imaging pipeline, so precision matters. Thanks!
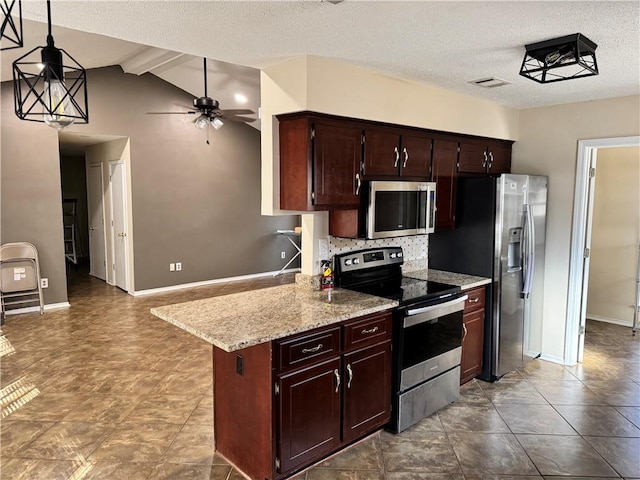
left=519, top=33, right=598, bottom=84
left=194, top=114, right=209, bottom=130
left=12, top=0, right=88, bottom=129
left=1, top=0, right=23, bottom=50
left=210, top=117, right=224, bottom=130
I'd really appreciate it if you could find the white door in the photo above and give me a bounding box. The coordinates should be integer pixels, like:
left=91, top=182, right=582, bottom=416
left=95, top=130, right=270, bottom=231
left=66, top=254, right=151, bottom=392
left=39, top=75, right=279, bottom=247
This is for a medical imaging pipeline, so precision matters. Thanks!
left=109, top=161, right=128, bottom=291
left=578, top=150, right=598, bottom=362
left=87, top=164, right=107, bottom=280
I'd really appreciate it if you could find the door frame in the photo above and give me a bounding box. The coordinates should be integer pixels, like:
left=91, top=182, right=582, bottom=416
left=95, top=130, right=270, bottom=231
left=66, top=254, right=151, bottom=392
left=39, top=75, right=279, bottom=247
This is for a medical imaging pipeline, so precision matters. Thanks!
left=108, top=159, right=130, bottom=292
left=87, top=162, right=108, bottom=280
left=565, top=135, right=640, bottom=365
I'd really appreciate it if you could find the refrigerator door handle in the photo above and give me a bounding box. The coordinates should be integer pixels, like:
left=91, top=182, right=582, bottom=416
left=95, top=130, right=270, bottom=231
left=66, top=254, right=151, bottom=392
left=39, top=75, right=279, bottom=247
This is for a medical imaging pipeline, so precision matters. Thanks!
left=522, top=204, right=535, bottom=297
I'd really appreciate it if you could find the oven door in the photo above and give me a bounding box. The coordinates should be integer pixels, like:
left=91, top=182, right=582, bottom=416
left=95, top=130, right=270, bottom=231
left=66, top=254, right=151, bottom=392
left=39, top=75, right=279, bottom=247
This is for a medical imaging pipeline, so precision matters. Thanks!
left=397, top=294, right=467, bottom=391
left=366, top=181, right=435, bottom=239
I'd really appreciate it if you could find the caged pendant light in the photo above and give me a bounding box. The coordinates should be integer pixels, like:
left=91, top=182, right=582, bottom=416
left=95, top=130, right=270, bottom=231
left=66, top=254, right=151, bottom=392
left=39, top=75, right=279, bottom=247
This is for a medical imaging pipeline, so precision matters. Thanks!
left=1, top=0, right=23, bottom=50
left=12, top=0, right=88, bottom=129
left=519, top=33, right=599, bottom=84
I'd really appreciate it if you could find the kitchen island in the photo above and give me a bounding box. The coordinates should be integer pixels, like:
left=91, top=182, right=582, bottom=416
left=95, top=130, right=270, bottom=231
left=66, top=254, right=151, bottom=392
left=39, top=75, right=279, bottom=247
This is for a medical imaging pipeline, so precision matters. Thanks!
left=151, top=283, right=397, bottom=480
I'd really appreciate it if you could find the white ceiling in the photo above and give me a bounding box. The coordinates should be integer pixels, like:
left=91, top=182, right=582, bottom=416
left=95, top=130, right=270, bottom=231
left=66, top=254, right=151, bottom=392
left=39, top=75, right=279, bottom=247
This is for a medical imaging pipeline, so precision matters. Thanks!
left=3, top=1, right=639, bottom=133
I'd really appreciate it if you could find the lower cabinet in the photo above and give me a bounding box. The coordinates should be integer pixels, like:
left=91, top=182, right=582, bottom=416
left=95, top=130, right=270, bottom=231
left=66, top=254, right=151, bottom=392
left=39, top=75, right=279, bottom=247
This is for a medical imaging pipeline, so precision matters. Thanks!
left=460, top=286, right=486, bottom=385
left=213, top=310, right=393, bottom=480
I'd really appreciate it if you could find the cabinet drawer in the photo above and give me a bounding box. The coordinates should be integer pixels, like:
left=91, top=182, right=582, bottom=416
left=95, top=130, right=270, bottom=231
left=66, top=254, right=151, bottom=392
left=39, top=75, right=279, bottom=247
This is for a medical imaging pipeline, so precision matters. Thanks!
left=277, top=327, right=341, bottom=372
left=343, top=311, right=392, bottom=351
left=464, top=287, right=485, bottom=313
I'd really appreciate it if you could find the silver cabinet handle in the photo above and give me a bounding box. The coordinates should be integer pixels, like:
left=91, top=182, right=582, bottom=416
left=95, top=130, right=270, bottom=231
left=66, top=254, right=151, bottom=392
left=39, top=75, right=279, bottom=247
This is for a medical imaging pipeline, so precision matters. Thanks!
left=468, top=298, right=479, bottom=304
left=302, top=343, right=323, bottom=354
left=362, top=326, right=379, bottom=334
left=482, top=150, right=488, bottom=168
left=347, top=364, right=353, bottom=388
left=462, top=323, right=468, bottom=341
left=403, top=147, right=408, bottom=168
left=394, top=146, right=399, bottom=168
left=334, top=369, right=341, bottom=392
left=355, top=173, right=361, bottom=196
left=488, top=151, right=494, bottom=169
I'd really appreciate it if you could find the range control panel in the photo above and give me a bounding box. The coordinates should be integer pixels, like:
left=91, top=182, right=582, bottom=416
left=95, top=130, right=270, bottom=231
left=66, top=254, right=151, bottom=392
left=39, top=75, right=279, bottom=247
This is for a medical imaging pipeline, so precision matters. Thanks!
left=334, top=247, right=404, bottom=274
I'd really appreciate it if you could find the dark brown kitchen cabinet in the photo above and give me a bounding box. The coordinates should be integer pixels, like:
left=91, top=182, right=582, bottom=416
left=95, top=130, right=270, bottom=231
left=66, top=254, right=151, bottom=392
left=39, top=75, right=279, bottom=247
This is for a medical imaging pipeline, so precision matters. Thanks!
left=431, top=138, right=458, bottom=231
left=342, top=341, right=392, bottom=444
left=460, top=286, right=486, bottom=385
left=363, top=126, right=431, bottom=179
left=279, top=113, right=363, bottom=211
left=458, top=139, right=512, bottom=175
left=213, top=310, right=393, bottom=480
left=277, top=358, right=342, bottom=474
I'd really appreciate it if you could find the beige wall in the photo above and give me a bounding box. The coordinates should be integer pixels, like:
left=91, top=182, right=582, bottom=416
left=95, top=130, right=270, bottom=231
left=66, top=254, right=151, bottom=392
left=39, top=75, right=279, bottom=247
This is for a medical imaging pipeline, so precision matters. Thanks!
left=587, top=147, right=640, bottom=325
left=2, top=66, right=299, bottom=301
left=261, top=55, right=520, bottom=274
left=515, top=95, right=640, bottom=361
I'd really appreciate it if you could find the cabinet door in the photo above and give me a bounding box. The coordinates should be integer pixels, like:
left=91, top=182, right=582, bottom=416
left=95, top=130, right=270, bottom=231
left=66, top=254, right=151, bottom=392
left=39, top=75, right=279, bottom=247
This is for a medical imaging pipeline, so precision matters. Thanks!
left=313, top=121, right=363, bottom=208
left=363, top=127, right=401, bottom=177
left=458, top=142, right=488, bottom=174
left=431, top=139, right=458, bottom=231
left=342, top=341, right=392, bottom=444
left=400, top=133, right=432, bottom=178
left=277, top=357, right=342, bottom=474
left=486, top=142, right=512, bottom=175
left=460, top=309, right=484, bottom=384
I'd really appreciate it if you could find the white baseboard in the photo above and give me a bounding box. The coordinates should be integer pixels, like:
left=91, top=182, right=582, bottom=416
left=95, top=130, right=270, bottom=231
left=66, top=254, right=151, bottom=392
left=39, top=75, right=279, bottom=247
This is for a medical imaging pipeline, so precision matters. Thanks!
left=4, top=302, right=71, bottom=316
left=539, top=353, right=565, bottom=365
left=131, top=268, right=301, bottom=297
left=586, top=314, right=633, bottom=327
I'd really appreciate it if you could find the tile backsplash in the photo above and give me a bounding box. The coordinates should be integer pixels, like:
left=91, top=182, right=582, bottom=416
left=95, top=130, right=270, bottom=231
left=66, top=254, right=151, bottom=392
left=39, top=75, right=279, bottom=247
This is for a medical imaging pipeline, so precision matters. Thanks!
left=329, top=235, right=428, bottom=272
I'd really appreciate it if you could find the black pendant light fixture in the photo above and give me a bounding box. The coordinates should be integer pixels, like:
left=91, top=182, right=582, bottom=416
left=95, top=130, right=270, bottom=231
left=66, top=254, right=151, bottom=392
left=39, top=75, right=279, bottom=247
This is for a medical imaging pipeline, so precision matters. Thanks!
left=1, top=0, right=23, bottom=50
left=12, top=0, right=88, bottom=129
left=520, top=33, right=598, bottom=84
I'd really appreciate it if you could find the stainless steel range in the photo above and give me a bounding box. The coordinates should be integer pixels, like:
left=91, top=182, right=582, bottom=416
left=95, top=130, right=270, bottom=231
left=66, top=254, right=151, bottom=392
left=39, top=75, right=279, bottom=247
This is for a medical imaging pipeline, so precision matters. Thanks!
left=334, top=247, right=467, bottom=433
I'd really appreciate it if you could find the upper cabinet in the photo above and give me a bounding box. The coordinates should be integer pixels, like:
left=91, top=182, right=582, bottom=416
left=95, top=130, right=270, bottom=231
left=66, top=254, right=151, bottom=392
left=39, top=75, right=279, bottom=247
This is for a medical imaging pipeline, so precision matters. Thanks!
left=279, top=113, right=363, bottom=211
left=458, top=139, right=513, bottom=175
left=431, top=138, right=458, bottom=231
left=363, top=127, right=432, bottom=179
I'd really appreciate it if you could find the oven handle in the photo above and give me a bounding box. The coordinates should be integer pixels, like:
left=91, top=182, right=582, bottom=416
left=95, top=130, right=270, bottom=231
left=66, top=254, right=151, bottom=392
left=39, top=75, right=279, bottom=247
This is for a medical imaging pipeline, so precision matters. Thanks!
left=403, top=295, right=468, bottom=328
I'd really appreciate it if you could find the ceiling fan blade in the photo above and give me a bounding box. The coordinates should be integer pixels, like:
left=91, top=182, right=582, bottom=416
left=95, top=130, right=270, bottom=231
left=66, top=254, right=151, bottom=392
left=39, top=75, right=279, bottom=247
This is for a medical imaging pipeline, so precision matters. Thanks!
left=224, top=115, right=258, bottom=122
left=146, top=111, right=197, bottom=115
left=219, top=108, right=255, bottom=116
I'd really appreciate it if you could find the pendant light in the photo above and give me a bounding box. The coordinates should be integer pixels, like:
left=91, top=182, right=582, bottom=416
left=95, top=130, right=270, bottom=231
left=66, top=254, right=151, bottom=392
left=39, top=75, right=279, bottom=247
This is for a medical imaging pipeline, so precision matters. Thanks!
left=12, top=0, right=88, bottom=129
left=1, top=0, right=23, bottom=50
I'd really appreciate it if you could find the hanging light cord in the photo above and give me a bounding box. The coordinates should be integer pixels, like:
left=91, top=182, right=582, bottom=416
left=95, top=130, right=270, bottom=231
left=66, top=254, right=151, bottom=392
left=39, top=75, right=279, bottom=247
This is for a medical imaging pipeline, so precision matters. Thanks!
left=46, top=0, right=54, bottom=47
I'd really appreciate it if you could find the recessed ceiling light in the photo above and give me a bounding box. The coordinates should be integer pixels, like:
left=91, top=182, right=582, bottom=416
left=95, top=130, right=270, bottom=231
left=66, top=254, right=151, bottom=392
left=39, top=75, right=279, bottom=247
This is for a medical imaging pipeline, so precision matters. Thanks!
left=469, top=77, right=511, bottom=88
left=234, top=93, right=248, bottom=104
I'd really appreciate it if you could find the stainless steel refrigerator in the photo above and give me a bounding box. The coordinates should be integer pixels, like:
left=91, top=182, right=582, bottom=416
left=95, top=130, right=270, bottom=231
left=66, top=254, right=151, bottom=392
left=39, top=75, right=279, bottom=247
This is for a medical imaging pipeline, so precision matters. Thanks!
left=429, top=174, right=547, bottom=381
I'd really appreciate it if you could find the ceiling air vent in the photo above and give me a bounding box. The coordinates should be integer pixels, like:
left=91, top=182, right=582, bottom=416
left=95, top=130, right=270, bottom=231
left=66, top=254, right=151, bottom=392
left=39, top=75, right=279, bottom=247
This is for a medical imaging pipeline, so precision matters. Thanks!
left=469, top=77, right=511, bottom=88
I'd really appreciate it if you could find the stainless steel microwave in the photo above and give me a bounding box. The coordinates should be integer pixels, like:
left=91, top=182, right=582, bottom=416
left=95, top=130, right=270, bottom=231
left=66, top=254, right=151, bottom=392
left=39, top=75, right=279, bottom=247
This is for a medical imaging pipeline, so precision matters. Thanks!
left=366, top=181, right=436, bottom=239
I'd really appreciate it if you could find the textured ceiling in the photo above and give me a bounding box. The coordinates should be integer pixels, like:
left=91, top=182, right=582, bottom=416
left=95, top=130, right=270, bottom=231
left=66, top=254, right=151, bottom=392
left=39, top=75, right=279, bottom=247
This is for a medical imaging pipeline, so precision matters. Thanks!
left=4, top=1, right=640, bottom=116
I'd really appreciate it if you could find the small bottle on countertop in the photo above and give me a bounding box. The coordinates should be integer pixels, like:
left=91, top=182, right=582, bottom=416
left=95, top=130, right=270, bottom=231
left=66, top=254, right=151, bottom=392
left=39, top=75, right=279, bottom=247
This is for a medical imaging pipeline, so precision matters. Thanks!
left=320, top=260, right=334, bottom=302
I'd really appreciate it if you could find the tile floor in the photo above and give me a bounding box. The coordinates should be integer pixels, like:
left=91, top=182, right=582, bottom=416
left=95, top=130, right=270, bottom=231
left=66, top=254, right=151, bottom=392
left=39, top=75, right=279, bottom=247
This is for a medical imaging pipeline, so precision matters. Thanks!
left=1, top=272, right=639, bottom=479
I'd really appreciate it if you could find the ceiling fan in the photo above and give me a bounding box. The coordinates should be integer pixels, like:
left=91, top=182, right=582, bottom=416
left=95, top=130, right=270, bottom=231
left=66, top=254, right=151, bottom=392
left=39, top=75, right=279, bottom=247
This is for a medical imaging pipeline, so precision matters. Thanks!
left=147, top=57, right=256, bottom=143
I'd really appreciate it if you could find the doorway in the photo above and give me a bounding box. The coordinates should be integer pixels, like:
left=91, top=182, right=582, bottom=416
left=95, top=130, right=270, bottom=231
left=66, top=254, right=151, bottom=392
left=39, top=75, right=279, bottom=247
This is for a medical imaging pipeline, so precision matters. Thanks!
left=565, top=136, right=640, bottom=365
left=58, top=133, right=133, bottom=295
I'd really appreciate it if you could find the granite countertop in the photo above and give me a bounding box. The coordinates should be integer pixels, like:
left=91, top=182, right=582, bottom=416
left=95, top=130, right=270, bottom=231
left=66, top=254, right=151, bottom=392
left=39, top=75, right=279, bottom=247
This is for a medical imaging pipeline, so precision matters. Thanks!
left=150, top=284, right=398, bottom=353
left=404, top=269, right=491, bottom=290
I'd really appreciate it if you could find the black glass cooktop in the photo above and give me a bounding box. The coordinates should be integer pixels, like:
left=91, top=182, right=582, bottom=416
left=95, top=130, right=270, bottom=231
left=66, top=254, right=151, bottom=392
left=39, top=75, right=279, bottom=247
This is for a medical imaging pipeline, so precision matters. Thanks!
left=344, top=275, right=461, bottom=306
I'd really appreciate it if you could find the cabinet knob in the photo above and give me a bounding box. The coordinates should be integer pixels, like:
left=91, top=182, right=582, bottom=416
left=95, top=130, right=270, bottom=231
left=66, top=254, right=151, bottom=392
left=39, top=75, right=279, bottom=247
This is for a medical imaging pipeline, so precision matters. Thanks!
left=403, top=147, right=409, bottom=168
left=394, top=147, right=399, bottom=168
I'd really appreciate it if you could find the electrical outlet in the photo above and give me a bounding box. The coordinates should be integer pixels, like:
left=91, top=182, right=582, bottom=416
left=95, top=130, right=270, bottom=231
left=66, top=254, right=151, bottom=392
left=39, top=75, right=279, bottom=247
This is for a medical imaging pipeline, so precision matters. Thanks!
left=281, top=251, right=286, bottom=259
left=169, top=263, right=175, bottom=272
left=40, top=278, right=48, bottom=289
left=176, top=262, right=182, bottom=271
left=319, top=237, right=329, bottom=260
